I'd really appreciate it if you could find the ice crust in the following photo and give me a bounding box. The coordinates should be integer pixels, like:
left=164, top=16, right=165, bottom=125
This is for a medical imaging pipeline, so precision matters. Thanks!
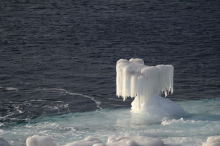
left=116, top=58, right=184, bottom=117
left=26, top=135, right=56, bottom=146
left=2, top=98, right=219, bottom=146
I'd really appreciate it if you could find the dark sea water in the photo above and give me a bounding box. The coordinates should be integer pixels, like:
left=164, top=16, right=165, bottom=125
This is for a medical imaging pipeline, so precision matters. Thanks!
left=0, top=0, right=220, bottom=127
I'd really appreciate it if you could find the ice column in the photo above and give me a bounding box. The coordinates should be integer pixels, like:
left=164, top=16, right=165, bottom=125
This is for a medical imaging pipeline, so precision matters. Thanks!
left=116, top=58, right=174, bottom=113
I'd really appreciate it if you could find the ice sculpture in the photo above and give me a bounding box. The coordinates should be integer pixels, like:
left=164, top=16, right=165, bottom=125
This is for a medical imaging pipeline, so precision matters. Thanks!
left=116, top=58, right=184, bottom=118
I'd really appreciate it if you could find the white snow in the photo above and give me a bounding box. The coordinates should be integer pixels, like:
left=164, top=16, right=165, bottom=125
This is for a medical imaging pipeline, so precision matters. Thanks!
left=203, top=136, right=220, bottom=146
left=26, top=135, right=56, bottom=146
left=116, top=58, right=184, bottom=117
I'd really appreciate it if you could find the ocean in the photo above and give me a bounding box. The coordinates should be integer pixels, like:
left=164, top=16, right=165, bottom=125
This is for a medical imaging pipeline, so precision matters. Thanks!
left=0, top=0, right=219, bottom=146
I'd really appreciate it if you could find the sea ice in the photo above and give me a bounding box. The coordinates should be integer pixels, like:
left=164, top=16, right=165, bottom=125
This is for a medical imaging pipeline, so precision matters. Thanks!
left=116, top=58, right=184, bottom=119
left=20, top=59, right=218, bottom=146
left=26, top=135, right=56, bottom=146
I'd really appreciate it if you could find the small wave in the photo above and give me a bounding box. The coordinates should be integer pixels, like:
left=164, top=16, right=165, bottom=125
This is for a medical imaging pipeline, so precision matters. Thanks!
left=30, top=99, right=47, bottom=102
left=6, top=87, right=18, bottom=91
left=12, top=104, right=23, bottom=114
left=2, top=87, right=18, bottom=91
left=36, top=87, right=102, bottom=110
left=0, top=129, right=5, bottom=134
left=161, top=117, right=204, bottom=126
left=64, top=104, right=70, bottom=113
left=67, top=92, right=102, bottom=110
left=0, top=123, right=4, bottom=127
left=161, top=118, right=184, bottom=125
left=35, top=88, right=68, bottom=93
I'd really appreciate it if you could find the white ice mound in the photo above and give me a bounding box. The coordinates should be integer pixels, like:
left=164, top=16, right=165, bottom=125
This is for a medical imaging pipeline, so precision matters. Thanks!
left=0, top=137, right=11, bottom=146
left=116, top=58, right=184, bottom=118
left=64, top=135, right=181, bottom=146
left=26, top=135, right=56, bottom=146
left=65, top=136, right=105, bottom=146
left=107, top=135, right=164, bottom=146
left=203, top=136, right=220, bottom=146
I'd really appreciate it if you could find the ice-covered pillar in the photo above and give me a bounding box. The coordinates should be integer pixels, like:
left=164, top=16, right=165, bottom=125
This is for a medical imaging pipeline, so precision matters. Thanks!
left=116, top=58, right=174, bottom=113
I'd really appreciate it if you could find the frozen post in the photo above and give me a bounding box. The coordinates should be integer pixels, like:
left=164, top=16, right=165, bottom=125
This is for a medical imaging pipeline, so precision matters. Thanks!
left=116, top=58, right=184, bottom=118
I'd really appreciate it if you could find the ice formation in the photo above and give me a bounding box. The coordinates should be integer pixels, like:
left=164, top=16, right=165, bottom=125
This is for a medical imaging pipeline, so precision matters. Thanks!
left=26, top=135, right=56, bottom=146
left=202, top=136, right=220, bottom=146
left=116, top=58, right=184, bottom=117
